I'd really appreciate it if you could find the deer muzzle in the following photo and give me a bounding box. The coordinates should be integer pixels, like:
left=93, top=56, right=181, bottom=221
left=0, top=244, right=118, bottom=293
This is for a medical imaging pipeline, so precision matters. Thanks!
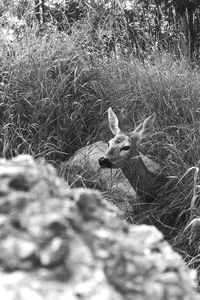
left=99, top=157, right=113, bottom=168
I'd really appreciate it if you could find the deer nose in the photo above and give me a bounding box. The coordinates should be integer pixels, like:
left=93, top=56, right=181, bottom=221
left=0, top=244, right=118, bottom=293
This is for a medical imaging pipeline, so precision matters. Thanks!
left=99, top=157, right=113, bottom=168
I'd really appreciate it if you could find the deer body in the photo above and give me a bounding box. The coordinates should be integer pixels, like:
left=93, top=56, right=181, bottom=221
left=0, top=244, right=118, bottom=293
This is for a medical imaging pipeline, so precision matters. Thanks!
left=60, top=141, right=136, bottom=199
left=121, top=155, right=164, bottom=203
left=99, top=108, right=166, bottom=204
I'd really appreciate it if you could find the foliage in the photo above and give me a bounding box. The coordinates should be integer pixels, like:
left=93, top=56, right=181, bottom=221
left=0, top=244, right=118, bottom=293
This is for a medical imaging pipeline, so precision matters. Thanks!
left=1, top=0, right=200, bottom=59
left=0, top=26, right=108, bottom=163
left=1, top=0, right=200, bottom=290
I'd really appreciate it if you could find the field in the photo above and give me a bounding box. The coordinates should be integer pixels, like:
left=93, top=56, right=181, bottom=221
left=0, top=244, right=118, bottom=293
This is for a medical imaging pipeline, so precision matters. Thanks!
left=1, top=16, right=200, bottom=286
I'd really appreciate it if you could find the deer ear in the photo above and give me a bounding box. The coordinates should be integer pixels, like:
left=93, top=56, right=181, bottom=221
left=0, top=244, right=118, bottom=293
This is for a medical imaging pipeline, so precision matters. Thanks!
left=108, top=107, right=121, bottom=135
left=133, top=113, right=156, bottom=141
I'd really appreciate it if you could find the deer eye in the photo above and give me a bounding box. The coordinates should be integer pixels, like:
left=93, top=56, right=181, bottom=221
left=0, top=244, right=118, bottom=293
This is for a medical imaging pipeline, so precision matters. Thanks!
left=121, top=146, right=130, bottom=151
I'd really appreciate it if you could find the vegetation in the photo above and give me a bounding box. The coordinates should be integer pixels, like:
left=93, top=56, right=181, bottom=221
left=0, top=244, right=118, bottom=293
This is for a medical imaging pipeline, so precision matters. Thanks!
left=1, top=0, right=200, bottom=288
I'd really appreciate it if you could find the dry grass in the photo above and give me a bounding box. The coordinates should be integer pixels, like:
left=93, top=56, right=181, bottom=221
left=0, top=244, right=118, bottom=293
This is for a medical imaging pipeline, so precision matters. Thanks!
left=1, top=20, right=200, bottom=285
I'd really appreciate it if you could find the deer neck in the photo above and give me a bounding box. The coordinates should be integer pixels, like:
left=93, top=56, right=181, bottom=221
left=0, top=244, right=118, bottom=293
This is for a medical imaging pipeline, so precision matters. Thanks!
left=121, top=155, right=161, bottom=203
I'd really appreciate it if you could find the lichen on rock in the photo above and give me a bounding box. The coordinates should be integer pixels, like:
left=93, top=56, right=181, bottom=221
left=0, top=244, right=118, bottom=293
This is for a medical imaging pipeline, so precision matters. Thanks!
left=0, top=154, right=197, bottom=300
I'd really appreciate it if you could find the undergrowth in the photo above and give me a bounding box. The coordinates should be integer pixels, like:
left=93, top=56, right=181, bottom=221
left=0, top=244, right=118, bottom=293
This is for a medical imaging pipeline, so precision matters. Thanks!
left=1, top=20, right=200, bottom=284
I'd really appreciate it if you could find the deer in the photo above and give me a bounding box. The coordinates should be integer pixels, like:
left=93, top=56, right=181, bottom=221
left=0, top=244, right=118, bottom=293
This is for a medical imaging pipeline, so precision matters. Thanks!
left=60, top=140, right=136, bottom=212
left=99, top=107, right=167, bottom=205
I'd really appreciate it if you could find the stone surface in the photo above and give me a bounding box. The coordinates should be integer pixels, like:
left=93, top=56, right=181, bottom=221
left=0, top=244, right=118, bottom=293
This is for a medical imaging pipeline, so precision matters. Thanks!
left=0, top=154, right=197, bottom=299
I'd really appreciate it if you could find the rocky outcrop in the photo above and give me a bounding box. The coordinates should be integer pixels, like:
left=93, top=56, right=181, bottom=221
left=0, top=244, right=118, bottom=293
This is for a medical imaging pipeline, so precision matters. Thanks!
left=0, top=155, right=197, bottom=299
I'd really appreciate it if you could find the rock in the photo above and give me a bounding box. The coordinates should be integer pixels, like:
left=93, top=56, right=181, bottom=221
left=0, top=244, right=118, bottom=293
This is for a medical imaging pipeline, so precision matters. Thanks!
left=0, top=154, right=197, bottom=299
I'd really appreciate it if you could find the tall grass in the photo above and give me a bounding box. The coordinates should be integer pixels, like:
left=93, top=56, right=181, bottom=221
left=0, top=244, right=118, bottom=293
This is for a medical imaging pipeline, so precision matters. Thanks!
left=1, top=19, right=200, bottom=279
left=0, top=22, right=109, bottom=163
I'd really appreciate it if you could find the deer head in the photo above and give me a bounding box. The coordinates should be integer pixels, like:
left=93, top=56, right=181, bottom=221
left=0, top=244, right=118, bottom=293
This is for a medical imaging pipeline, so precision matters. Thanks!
left=99, top=107, right=156, bottom=169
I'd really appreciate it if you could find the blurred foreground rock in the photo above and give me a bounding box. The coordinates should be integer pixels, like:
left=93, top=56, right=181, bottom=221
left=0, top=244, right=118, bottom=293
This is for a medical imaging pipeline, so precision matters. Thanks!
left=0, top=154, right=197, bottom=299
